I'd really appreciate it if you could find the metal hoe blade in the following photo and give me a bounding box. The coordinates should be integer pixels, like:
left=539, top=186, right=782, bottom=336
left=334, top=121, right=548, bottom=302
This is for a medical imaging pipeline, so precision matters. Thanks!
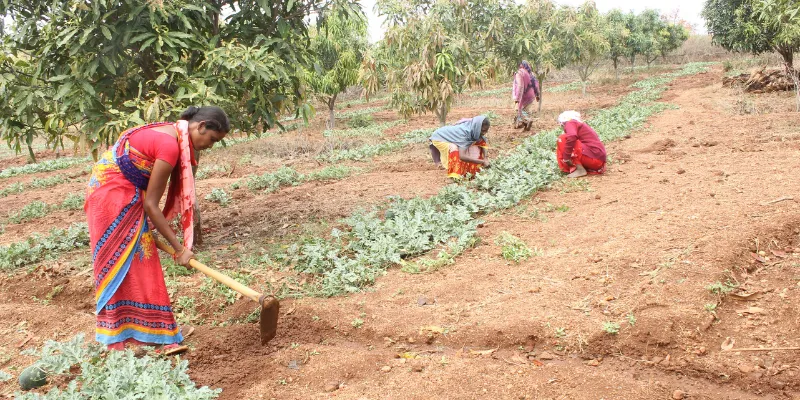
left=259, top=296, right=280, bottom=345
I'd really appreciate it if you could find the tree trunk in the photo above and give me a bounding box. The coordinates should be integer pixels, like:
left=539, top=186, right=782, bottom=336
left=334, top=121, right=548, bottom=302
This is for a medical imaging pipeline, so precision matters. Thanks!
left=778, top=47, right=794, bottom=69
left=613, top=58, right=619, bottom=81
left=630, top=55, right=636, bottom=72
left=327, top=94, right=337, bottom=129
left=537, top=79, right=544, bottom=112
left=439, top=102, right=447, bottom=126
left=581, top=81, right=587, bottom=97
left=26, top=142, right=36, bottom=164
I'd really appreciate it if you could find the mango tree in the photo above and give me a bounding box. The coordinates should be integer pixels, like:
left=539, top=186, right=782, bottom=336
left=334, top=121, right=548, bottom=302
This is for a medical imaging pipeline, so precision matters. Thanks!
left=497, top=0, right=568, bottom=111
left=754, top=0, right=800, bottom=110
left=604, top=9, right=630, bottom=80
left=562, top=2, right=609, bottom=96
left=703, top=0, right=799, bottom=68
left=0, top=0, right=354, bottom=160
left=378, top=0, right=500, bottom=125
left=306, top=4, right=368, bottom=129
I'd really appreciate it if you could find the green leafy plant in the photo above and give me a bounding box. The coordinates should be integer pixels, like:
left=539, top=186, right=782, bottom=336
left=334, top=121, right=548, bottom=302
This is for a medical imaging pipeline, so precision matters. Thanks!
left=304, top=165, right=358, bottom=181
left=200, top=271, right=253, bottom=307
left=323, top=120, right=403, bottom=138
left=196, top=165, right=230, bottom=180
left=0, top=158, right=88, bottom=179
left=347, top=114, right=374, bottom=129
left=351, top=318, right=364, bottom=328
left=495, top=232, right=532, bottom=263
left=706, top=280, right=738, bottom=295
left=8, top=201, right=49, bottom=223
left=246, top=166, right=303, bottom=192
left=0, top=223, right=89, bottom=271
left=205, top=188, right=231, bottom=206
left=174, top=296, right=198, bottom=324
left=0, top=182, right=24, bottom=197
left=627, top=313, right=637, bottom=326
left=16, top=334, right=220, bottom=399
left=61, top=193, right=85, bottom=210
left=30, top=175, right=71, bottom=189
left=603, top=321, right=620, bottom=335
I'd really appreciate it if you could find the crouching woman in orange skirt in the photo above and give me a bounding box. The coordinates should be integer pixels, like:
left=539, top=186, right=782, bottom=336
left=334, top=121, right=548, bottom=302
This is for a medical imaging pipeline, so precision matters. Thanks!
left=556, top=111, right=606, bottom=178
left=429, top=116, right=491, bottom=178
left=85, top=106, right=229, bottom=351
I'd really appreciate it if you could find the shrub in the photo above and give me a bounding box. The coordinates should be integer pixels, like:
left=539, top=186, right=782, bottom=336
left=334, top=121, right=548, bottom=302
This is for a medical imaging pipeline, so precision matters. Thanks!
left=347, top=113, right=374, bottom=128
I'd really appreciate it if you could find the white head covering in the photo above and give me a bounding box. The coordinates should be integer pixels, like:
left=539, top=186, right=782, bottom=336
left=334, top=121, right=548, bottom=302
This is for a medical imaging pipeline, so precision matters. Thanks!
left=557, top=110, right=582, bottom=124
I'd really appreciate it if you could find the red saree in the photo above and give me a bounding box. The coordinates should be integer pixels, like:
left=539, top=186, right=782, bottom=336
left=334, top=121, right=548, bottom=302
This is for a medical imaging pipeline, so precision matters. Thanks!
left=85, top=122, right=195, bottom=346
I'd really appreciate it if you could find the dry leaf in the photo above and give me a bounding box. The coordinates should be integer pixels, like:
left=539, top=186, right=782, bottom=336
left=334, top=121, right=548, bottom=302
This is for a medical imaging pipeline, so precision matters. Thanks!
left=469, top=348, right=497, bottom=356
left=750, top=252, right=766, bottom=263
left=531, top=359, right=544, bottom=367
left=736, top=307, right=766, bottom=315
left=729, top=292, right=763, bottom=301
left=721, top=337, right=735, bottom=351
left=769, top=249, right=787, bottom=258
left=397, top=352, right=417, bottom=359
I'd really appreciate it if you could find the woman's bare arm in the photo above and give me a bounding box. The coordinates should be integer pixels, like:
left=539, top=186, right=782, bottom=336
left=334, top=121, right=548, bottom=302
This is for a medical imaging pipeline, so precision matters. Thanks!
left=144, top=159, right=193, bottom=264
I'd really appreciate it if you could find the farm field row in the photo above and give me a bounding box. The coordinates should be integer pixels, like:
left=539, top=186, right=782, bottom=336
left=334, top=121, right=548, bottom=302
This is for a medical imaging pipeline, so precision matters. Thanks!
left=4, top=63, right=800, bottom=399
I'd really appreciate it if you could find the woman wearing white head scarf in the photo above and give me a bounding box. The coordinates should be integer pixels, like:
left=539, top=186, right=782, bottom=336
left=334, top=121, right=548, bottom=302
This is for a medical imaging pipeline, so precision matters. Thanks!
left=556, top=110, right=606, bottom=178
left=429, top=116, right=491, bottom=178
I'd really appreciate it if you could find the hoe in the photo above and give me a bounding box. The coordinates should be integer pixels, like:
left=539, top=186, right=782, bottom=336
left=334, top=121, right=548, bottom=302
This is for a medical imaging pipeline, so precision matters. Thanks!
left=156, top=240, right=280, bottom=345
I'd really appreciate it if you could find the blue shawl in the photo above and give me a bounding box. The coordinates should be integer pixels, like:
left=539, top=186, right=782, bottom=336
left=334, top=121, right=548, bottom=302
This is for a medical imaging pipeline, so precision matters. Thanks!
left=430, top=116, right=487, bottom=149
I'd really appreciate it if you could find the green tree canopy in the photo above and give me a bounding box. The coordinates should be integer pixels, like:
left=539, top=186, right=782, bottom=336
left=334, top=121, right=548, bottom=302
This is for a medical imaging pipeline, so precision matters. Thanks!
left=562, top=1, right=609, bottom=96
left=0, top=0, right=356, bottom=160
left=703, top=0, right=799, bottom=67
left=306, top=3, right=368, bottom=129
left=378, top=0, right=504, bottom=125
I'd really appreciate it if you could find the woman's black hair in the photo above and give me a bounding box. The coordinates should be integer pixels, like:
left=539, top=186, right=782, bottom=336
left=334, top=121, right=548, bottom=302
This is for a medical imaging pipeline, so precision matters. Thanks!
left=482, top=118, right=490, bottom=128
left=179, top=106, right=230, bottom=133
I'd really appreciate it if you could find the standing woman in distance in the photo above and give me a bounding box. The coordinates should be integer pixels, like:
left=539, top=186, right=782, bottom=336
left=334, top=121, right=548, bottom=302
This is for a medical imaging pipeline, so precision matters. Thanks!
left=85, top=106, right=229, bottom=351
left=512, top=60, right=540, bottom=128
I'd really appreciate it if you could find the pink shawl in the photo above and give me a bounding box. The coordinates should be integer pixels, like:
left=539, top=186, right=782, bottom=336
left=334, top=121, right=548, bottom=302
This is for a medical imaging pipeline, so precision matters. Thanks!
left=163, top=120, right=196, bottom=250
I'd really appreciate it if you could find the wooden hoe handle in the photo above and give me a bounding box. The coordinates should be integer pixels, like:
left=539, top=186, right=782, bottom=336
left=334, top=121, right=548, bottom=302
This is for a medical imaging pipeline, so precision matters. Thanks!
left=155, top=239, right=262, bottom=303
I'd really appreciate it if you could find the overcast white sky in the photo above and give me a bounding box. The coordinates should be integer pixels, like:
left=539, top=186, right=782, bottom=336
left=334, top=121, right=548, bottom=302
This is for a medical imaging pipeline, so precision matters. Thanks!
left=360, top=0, right=707, bottom=43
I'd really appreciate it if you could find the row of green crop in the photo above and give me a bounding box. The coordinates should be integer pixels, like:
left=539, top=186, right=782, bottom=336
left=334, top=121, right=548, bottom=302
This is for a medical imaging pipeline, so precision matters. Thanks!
left=0, top=222, right=89, bottom=271
left=322, top=120, right=404, bottom=138
left=337, top=105, right=391, bottom=119
left=6, top=193, right=85, bottom=224
left=0, top=157, right=89, bottom=179
left=317, top=128, right=434, bottom=163
left=279, top=63, right=713, bottom=296
left=0, top=171, right=88, bottom=198
left=234, top=165, right=359, bottom=193
left=468, top=80, right=583, bottom=98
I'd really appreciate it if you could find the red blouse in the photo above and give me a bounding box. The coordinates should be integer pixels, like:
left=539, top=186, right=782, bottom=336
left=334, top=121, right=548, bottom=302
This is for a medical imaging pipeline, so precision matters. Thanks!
left=561, top=120, right=606, bottom=162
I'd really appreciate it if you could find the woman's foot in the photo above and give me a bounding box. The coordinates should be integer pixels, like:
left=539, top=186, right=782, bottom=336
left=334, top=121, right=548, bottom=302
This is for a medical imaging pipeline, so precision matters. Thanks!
left=567, top=164, right=587, bottom=178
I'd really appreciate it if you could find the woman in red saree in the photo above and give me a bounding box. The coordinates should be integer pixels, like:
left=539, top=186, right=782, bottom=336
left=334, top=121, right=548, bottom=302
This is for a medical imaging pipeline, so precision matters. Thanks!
left=85, top=106, right=229, bottom=350
left=556, top=110, right=606, bottom=178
